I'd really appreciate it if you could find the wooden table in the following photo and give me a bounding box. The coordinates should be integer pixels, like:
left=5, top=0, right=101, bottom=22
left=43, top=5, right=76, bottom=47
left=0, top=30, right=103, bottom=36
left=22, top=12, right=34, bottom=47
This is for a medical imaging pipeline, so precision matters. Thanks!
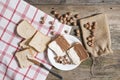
left=26, top=0, right=120, bottom=80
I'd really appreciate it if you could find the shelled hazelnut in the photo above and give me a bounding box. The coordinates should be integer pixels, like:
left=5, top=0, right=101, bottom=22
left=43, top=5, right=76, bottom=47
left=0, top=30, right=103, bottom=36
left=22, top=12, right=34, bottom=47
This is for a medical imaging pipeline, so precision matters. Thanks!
left=50, top=31, right=55, bottom=35
left=40, top=17, right=45, bottom=24
left=49, top=26, right=54, bottom=30
left=51, top=10, right=57, bottom=15
left=74, top=14, right=79, bottom=18
left=55, top=14, right=60, bottom=19
left=84, top=21, right=97, bottom=47
left=66, top=12, right=71, bottom=16
left=64, top=30, right=68, bottom=33
left=49, top=21, right=54, bottom=25
left=40, top=20, right=44, bottom=24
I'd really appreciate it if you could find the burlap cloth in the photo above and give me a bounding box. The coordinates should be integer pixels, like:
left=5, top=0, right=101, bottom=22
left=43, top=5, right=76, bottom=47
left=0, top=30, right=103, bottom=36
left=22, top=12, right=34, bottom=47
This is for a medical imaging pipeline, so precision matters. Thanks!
left=79, top=14, right=113, bottom=57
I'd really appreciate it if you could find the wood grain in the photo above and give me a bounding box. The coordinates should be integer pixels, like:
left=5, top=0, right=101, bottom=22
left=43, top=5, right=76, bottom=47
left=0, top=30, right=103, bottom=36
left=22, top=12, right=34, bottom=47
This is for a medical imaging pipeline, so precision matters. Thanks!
left=25, top=1, right=120, bottom=80
left=25, top=0, right=120, bottom=5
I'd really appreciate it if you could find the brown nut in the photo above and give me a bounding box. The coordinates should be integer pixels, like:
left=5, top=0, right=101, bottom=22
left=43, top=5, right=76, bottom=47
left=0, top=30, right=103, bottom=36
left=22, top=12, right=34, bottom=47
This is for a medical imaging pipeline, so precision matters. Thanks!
left=75, top=29, right=80, bottom=34
left=87, top=26, right=92, bottom=30
left=50, top=31, right=55, bottom=35
left=66, top=22, right=70, bottom=25
left=55, top=14, right=60, bottom=19
left=87, top=22, right=90, bottom=27
left=76, top=33, right=80, bottom=37
left=84, top=24, right=89, bottom=29
left=63, top=20, right=67, bottom=24
left=89, top=43, right=94, bottom=47
left=63, top=14, right=68, bottom=18
left=60, top=19, right=64, bottom=23
left=64, top=30, right=68, bottom=33
left=70, top=17, right=74, bottom=20
left=74, top=14, right=80, bottom=18
left=70, top=19, right=74, bottom=23
left=87, top=37, right=92, bottom=41
left=40, top=20, right=44, bottom=24
left=66, top=17, right=70, bottom=22
left=41, top=17, right=45, bottom=20
left=50, top=26, right=54, bottom=30
left=87, top=41, right=92, bottom=46
left=51, top=10, right=57, bottom=15
left=63, top=17, right=67, bottom=22
left=72, top=22, right=77, bottom=26
left=91, top=22, right=96, bottom=29
left=59, top=16, right=63, bottom=21
left=66, top=12, right=71, bottom=16
left=49, top=21, right=54, bottom=25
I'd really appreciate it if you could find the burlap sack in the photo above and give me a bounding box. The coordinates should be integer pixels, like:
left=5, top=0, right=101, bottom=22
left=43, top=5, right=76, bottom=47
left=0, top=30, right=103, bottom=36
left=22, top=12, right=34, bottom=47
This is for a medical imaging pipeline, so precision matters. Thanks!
left=80, top=14, right=113, bottom=57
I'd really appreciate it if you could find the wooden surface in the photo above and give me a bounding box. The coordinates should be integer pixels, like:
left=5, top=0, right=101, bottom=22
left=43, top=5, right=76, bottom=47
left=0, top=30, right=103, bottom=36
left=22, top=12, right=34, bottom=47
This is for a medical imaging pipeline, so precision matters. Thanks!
left=25, top=1, right=120, bottom=80
left=25, top=0, right=120, bottom=5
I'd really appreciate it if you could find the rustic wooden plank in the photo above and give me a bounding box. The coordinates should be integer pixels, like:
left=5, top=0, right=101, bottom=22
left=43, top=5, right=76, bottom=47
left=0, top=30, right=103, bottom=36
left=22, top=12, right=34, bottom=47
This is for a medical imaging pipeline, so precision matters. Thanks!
left=25, top=0, right=120, bottom=5
left=28, top=4, right=120, bottom=80
left=34, top=5, right=120, bottom=50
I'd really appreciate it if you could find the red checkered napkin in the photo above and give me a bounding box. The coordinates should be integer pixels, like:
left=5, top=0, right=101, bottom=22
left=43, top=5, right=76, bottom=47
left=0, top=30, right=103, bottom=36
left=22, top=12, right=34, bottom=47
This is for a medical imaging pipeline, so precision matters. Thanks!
left=0, top=0, right=72, bottom=80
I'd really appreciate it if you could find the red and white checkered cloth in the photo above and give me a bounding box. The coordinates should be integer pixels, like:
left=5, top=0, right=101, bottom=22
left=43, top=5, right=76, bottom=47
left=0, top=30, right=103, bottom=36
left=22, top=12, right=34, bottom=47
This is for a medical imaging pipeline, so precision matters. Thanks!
left=0, top=0, right=72, bottom=80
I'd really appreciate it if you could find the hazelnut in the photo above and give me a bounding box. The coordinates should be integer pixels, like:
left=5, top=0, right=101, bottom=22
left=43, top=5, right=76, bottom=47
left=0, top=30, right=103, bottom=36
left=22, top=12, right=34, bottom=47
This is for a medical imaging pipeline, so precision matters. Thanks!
left=60, top=19, right=63, bottom=23
left=72, top=22, right=77, bottom=26
left=59, top=16, right=63, bottom=20
left=50, top=26, right=54, bottom=30
left=63, top=17, right=66, bottom=22
left=66, top=22, right=70, bottom=25
left=92, top=21, right=96, bottom=26
left=75, top=29, right=80, bottom=34
left=88, top=26, right=92, bottom=30
left=76, top=33, right=80, bottom=37
left=55, top=14, right=60, bottom=19
left=40, top=21, right=44, bottom=24
left=87, top=37, right=92, bottom=41
left=70, top=19, right=74, bottom=23
left=91, top=36, right=95, bottom=40
left=66, top=12, right=71, bottom=16
left=87, top=22, right=90, bottom=27
left=84, top=24, right=89, bottom=29
left=74, top=14, right=80, bottom=18
left=64, top=30, right=68, bottom=33
left=70, top=17, right=74, bottom=20
left=66, top=17, right=70, bottom=22
left=87, top=41, right=92, bottom=46
left=41, top=17, right=45, bottom=20
left=50, top=31, right=55, bottom=35
left=51, top=10, right=57, bottom=15
left=91, top=22, right=96, bottom=29
left=63, top=20, right=67, bottom=24
left=49, top=21, right=54, bottom=25
left=63, top=14, right=68, bottom=18
left=90, top=43, right=94, bottom=47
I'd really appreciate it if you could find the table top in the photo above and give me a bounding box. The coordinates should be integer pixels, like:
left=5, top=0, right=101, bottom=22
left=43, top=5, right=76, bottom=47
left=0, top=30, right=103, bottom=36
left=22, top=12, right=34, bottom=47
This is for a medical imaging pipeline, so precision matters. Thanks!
left=26, top=0, right=120, bottom=80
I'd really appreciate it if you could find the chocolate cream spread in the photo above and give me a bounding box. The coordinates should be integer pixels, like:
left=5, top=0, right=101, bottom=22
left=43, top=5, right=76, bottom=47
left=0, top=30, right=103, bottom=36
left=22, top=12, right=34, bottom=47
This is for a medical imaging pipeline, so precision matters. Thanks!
left=74, top=43, right=88, bottom=60
left=55, top=36, right=70, bottom=52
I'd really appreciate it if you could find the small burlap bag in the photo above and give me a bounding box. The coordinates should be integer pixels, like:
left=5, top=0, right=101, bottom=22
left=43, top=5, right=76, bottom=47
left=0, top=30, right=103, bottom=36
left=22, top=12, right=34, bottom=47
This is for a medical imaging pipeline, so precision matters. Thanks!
left=79, top=14, right=113, bottom=57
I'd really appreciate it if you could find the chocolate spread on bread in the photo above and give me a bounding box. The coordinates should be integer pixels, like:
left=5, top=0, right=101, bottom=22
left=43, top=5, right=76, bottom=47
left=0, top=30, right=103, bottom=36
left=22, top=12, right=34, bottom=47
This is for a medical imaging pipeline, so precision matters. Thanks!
left=55, top=35, right=70, bottom=52
left=73, top=43, right=88, bottom=60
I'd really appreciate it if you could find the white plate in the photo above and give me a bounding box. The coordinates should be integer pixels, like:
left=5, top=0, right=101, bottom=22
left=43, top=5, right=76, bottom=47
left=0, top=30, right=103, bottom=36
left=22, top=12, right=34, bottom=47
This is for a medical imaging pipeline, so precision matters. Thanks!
left=47, top=34, right=81, bottom=71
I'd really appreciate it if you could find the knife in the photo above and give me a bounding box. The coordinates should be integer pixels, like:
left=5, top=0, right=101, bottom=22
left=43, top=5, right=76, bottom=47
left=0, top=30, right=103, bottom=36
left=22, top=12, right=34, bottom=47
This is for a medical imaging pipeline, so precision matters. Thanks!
left=27, top=56, right=63, bottom=80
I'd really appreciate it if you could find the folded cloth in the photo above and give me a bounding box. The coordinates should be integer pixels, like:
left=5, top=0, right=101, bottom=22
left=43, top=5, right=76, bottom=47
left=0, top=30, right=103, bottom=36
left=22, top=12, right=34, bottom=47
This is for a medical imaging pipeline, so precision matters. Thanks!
left=0, top=0, right=72, bottom=80
left=79, top=14, right=113, bottom=57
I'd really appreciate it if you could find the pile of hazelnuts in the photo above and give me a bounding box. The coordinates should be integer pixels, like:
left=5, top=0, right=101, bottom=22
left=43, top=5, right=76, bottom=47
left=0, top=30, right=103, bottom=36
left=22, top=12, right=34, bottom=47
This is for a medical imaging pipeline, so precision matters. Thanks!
left=84, top=22, right=96, bottom=47
left=51, top=10, right=80, bottom=26
left=54, top=55, right=71, bottom=65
